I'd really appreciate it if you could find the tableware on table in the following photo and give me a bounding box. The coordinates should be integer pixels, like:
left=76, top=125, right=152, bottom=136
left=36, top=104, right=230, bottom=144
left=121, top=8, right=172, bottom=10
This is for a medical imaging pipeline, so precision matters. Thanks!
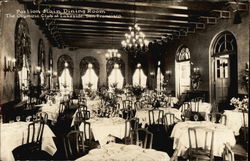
left=16, top=116, right=21, bottom=122
left=26, top=116, right=31, bottom=122
left=9, top=120, right=14, bottom=123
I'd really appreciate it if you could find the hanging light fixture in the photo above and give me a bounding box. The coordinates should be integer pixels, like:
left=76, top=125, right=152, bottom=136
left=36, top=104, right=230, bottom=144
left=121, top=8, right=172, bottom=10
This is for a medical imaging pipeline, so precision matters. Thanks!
left=121, top=1, right=149, bottom=57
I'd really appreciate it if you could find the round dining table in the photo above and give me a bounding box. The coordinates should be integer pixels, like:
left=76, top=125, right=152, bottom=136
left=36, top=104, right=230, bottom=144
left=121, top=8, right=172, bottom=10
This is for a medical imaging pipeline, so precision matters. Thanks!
left=0, top=121, right=57, bottom=161
left=79, top=117, right=127, bottom=146
left=135, top=107, right=182, bottom=127
left=171, top=121, right=236, bottom=157
left=76, top=143, right=170, bottom=161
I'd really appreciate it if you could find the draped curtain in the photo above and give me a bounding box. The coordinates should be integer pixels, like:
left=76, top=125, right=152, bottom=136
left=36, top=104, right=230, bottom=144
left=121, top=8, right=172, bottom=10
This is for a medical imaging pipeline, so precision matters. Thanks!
left=14, top=18, right=31, bottom=101
left=79, top=56, right=100, bottom=76
left=79, top=56, right=100, bottom=89
left=38, top=39, right=46, bottom=86
left=106, top=58, right=125, bottom=86
left=106, top=58, right=125, bottom=77
left=57, top=55, right=74, bottom=77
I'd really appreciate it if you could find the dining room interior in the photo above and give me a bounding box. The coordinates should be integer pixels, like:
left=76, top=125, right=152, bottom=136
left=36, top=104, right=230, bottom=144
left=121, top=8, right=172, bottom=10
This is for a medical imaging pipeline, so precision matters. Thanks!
left=0, top=0, right=249, bottom=161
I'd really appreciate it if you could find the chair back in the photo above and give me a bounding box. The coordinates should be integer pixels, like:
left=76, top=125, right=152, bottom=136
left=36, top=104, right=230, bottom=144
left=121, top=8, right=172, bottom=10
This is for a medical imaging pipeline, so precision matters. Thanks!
left=191, top=99, right=200, bottom=112
left=208, top=113, right=227, bottom=125
left=64, top=130, right=85, bottom=159
left=121, top=108, right=135, bottom=120
left=180, top=102, right=190, bottom=113
left=124, top=117, right=139, bottom=142
left=76, top=108, right=90, bottom=121
left=131, top=128, right=153, bottom=149
left=164, top=113, right=175, bottom=126
left=59, top=102, right=65, bottom=115
left=36, top=112, right=48, bottom=124
left=27, top=120, right=45, bottom=149
left=148, top=109, right=164, bottom=125
left=188, top=127, right=214, bottom=161
left=222, top=143, right=235, bottom=161
left=134, top=101, right=142, bottom=110
left=122, top=100, right=133, bottom=109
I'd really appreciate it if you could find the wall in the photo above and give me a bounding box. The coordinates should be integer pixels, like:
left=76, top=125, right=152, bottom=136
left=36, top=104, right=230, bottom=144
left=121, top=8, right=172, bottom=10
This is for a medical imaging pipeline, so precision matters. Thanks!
left=0, top=1, right=52, bottom=104
left=164, top=12, right=249, bottom=99
left=52, top=48, right=129, bottom=90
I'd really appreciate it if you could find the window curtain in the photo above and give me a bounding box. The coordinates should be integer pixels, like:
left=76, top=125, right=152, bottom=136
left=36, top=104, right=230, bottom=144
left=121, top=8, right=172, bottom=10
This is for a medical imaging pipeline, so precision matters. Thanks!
left=14, top=18, right=31, bottom=101
left=79, top=56, right=100, bottom=89
left=106, top=58, right=125, bottom=87
left=38, top=39, right=46, bottom=86
left=57, top=55, right=74, bottom=78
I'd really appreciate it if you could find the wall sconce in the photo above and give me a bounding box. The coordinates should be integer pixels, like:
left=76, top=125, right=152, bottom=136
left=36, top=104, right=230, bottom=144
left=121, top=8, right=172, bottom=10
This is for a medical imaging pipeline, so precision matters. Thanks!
left=4, top=56, right=16, bottom=73
left=193, top=67, right=200, bottom=75
left=33, top=66, right=41, bottom=75
left=165, top=70, right=172, bottom=79
left=45, top=70, right=52, bottom=77
left=150, top=72, right=155, bottom=76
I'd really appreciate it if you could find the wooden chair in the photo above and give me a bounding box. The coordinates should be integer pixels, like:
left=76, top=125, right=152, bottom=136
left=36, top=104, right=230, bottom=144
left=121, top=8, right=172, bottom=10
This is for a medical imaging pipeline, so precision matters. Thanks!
left=148, top=109, right=164, bottom=125
left=78, top=121, right=99, bottom=151
left=130, top=128, right=153, bottom=149
left=122, top=100, right=133, bottom=110
left=134, top=101, right=142, bottom=110
left=59, top=102, right=65, bottom=115
left=188, top=127, right=215, bottom=161
left=63, top=130, right=86, bottom=160
left=12, top=120, right=52, bottom=160
left=36, top=112, right=48, bottom=124
left=164, top=113, right=175, bottom=126
left=208, top=113, right=227, bottom=125
left=121, top=108, right=135, bottom=120
left=76, top=109, right=90, bottom=122
left=123, top=117, right=140, bottom=144
left=222, top=143, right=235, bottom=161
left=191, top=98, right=200, bottom=112
left=180, top=102, right=191, bottom=113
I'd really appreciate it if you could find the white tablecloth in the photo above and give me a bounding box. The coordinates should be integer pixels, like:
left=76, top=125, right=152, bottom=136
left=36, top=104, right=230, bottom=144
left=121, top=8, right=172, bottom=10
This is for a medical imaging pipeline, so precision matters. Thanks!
left=37, top=103, right=60, bottom=123
left=0, top=122, right=57, bottom=161
left=171, top=121, right=236, bottom=157
left=81, top=117, right=126, bottom=145
left=76, top=143, right=170, bottom=161
left=136, top=108, right=182, bottom=127
left=71, top=99, right=102, bottom=126
left=179, top=102, right=212, bottom=120
left=223, top=110, right=248, bottom=135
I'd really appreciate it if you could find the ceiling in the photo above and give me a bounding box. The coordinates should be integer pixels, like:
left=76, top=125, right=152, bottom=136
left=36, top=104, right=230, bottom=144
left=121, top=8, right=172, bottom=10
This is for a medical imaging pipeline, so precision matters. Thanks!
left=18, top=0, right=249, bottom=49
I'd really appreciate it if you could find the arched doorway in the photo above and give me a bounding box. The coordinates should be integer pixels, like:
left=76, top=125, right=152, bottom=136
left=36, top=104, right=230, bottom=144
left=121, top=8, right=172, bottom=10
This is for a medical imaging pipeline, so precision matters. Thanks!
left=210, top=31, right=237, bottom=110
left=175, top=45, right=191, bottom=97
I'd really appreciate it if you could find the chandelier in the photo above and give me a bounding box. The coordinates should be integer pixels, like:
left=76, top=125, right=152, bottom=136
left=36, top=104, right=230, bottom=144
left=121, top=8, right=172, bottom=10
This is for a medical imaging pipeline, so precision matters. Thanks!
left=121, top=2, right=149, bottom=57
left=105, top=49, right=121, bottom=60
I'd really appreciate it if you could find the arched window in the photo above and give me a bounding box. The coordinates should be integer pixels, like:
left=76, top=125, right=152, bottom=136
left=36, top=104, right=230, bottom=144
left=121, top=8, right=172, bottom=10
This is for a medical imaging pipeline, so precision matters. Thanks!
left=82, top=64, right=98, bottom=90
left=176, top=46, right=190, bottom=62
left=108, top=63, right=124, bottom=89
left=107, top=58, right=125, bottom=89
left=175, top=45, right=191, bottom=96
left=133, top=63, right=147, bottom=87
left=80, top=56, right=100, bottom=90
left=213, top=32, right=236, bottom=56
left=57, top=55, right=74, bottom=93
left=15, top=18, right=31, bottom=101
